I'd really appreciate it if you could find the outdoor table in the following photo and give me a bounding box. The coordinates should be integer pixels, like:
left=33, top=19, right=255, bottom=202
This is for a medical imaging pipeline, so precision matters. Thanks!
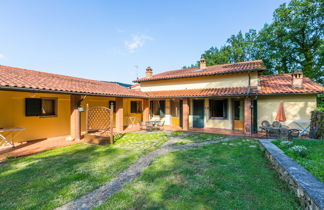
left=145, top=120, right=161, bottom=130
left=128, top=116, right=136, bottom=127
left=293, top=120, right=310, bottom=136
left=0, top=128, right=25, bottom=147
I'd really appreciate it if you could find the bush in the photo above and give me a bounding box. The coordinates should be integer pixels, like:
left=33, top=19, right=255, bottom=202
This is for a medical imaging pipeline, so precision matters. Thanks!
left=280, top=140, right=293, bottom=147
left=289, top=145, right=308, bottom=157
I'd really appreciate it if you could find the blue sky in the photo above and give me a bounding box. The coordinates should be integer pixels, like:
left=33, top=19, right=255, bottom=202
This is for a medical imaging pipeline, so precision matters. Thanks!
left=0, top=0, right=288, bottom=83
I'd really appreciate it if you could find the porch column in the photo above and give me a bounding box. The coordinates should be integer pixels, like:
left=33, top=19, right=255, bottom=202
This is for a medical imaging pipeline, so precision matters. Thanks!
left=70, top=95, right=81, bottom=140
left=116, top=97, right=124, bottom=132
left=143, top=99, right=150, bottom=123
left=182, top=98, right=189, bottom=131
left=244, top=97, right=252, bottom=134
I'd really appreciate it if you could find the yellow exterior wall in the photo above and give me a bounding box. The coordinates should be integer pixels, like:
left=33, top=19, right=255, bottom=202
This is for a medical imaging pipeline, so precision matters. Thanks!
left=257, top=95, right=317, bottom=128
left=140, top=72, right=258, bottom=91
left=123, top=98, right=143, bottom=126
left=80, top=96, right=143, bottom=130
left=188, top=98, right=233, bottom=129
left=205, top=98, right=233, bottom=129
left=80, top=96, right=116, bottom=131
left=0, top=90, right=144, bottom=144
left=0, top=90, right=70, bottom=143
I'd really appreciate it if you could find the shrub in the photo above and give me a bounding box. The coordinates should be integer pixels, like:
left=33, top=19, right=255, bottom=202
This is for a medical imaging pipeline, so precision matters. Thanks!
left=289, top=145, right=308, bottom=157
left=280, top=141, right=293, bottom=147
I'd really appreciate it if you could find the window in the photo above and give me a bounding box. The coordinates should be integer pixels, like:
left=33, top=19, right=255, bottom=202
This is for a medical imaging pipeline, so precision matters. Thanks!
left=130, top=101, right=142, bottom=113
left=42, top=98, right=56, bottom=116
left=109, top=100, right=116, bottom=112
left=150, top=100, right=165, bottom=118
left=25, top=98, right=41, bottom=116
left=25, top=98, right=57, bottom=117
left=209, top=99, right=228, bottom=119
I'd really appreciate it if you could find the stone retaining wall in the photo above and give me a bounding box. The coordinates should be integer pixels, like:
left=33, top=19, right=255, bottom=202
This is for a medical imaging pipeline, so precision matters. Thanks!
left=259, top=140, right=324, bottom=210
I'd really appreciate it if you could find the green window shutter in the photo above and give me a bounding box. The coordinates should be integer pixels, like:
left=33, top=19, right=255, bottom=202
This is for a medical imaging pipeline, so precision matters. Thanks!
left=25, top=98, right=41, bottom=116
left=159, top=100, right=166, bottom=118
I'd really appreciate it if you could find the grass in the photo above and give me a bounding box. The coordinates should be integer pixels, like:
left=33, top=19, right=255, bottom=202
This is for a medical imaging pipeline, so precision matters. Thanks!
left=170, top=131, right=185, bottom=136
left=97, top=138, right=300, bottom=210
left=173, top=132, right=225, bottom=145
left=273, top=139, right=324, bottom=182
left=0, top=132, right=169, bottom=210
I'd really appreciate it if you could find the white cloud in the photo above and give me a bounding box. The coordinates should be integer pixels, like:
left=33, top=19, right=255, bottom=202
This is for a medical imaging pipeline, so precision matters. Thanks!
left=0, top=53, right=6, bottom=59
left=124, top=34, right=153, bottom=52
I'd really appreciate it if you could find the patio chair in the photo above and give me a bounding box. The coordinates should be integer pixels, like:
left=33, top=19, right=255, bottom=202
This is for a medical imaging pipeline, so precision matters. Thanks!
left=272, top=121, right=282, bottom=128
left=156, top=121, right=165, bottom=130
left=260, top=120, right=271, bottom=137
left=138, top=121, right=144, bottom=130
left=288, top=129, right=300, bottom=141
left=261, top=120, right=271, bottom=127
left=145, top=121, right=154, bottom=132
left=279, top=127, right=289, bottom=139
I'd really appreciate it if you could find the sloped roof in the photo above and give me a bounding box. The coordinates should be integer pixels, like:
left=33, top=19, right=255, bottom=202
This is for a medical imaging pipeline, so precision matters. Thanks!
left=0, top=65, right=146, bottom=97
left=143, top=74, right=323, bottom=98
left=258, top=74, right=324, bottom=95
left=146, top=87, right=255, bottom=98
left=134, top=60, right=266, bottom=82
left=0, top=64, right=322, bottom=99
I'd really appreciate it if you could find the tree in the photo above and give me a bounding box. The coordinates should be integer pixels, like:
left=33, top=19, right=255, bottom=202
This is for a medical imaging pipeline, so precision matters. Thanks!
left=184, top=0, right=324, bottom=84
left=270, top=0, right=324, bottom=81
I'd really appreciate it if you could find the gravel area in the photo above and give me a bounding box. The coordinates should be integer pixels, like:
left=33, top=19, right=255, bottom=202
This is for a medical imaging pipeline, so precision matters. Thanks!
left=57, top=136, right=232, bottom=210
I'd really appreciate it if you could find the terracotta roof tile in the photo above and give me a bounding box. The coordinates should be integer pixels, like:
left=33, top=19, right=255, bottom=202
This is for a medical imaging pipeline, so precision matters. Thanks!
left=0, top=64, right=322, bottom=99
left=146, top=87, right=256, bottom=98
left=0, top=65, right=146, bottom=97
left=258, top=74, right=324, bottom=95
left=134, top=60, right=266, bottom=82
left=144, top=74, right=323, bottom=98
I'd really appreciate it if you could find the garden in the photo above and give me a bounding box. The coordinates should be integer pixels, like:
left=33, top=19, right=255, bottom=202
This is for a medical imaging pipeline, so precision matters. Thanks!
left=273, top=139, right=324, bottom=182
left=0, top=132, right=305, bottom=209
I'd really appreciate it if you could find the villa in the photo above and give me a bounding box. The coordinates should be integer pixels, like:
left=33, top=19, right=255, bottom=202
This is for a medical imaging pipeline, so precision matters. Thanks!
left=0, top=59, right=323, bottom=145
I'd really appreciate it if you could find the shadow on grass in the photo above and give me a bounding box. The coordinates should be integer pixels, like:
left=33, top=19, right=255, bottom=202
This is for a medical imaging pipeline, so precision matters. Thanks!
left=98, top=140, right=301, bottom=210
left=0, top=144, right=136, bottom=210
left=0, top=132, right=170, bottom=210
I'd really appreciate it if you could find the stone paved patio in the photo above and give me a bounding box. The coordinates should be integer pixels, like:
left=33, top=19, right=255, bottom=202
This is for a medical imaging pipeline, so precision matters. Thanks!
left=0, top=136, right=83, bottom=161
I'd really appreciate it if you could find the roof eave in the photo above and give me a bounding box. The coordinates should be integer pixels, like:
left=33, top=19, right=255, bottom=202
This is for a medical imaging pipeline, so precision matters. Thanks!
left=133, top=68, right=265, bottom=83
left=0, top=86, right=147, bottom=98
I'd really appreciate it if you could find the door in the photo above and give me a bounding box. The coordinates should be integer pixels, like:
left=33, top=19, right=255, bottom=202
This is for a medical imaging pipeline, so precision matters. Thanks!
left=171, top=100, right=180, bottom=127
left=193, top=100, right=204, bottom=128
left=233, top=100, right=244, bottom=131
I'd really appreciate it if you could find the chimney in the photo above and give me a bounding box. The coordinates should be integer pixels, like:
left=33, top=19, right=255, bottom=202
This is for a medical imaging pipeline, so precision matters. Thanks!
left=199, top=58, right=206, bottom=69
left=145, top=66, right=153, bottom=78
left=292, top=71, right=303, bottom=88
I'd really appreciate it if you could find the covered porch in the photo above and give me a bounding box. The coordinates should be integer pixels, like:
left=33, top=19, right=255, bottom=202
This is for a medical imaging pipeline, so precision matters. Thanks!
left=143, top=97, right=257, bottom=135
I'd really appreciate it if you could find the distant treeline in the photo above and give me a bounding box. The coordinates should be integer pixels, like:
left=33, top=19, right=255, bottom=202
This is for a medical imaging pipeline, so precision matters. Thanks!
left=184, top=0, right=323, bottom=84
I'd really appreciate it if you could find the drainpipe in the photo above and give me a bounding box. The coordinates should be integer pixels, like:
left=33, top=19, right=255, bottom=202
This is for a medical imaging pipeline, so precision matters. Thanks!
left=247, top=72, right=252, bottom=137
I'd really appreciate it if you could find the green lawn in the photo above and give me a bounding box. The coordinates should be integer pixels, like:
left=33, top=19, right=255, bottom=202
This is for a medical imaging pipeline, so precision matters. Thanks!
left=0, top=132, right=169, bottom=210
left=172, top=132, right=225, bottom=145
left=273, top=139, right=324, bottom=182
left=97, top=138, right=300, bottom=210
